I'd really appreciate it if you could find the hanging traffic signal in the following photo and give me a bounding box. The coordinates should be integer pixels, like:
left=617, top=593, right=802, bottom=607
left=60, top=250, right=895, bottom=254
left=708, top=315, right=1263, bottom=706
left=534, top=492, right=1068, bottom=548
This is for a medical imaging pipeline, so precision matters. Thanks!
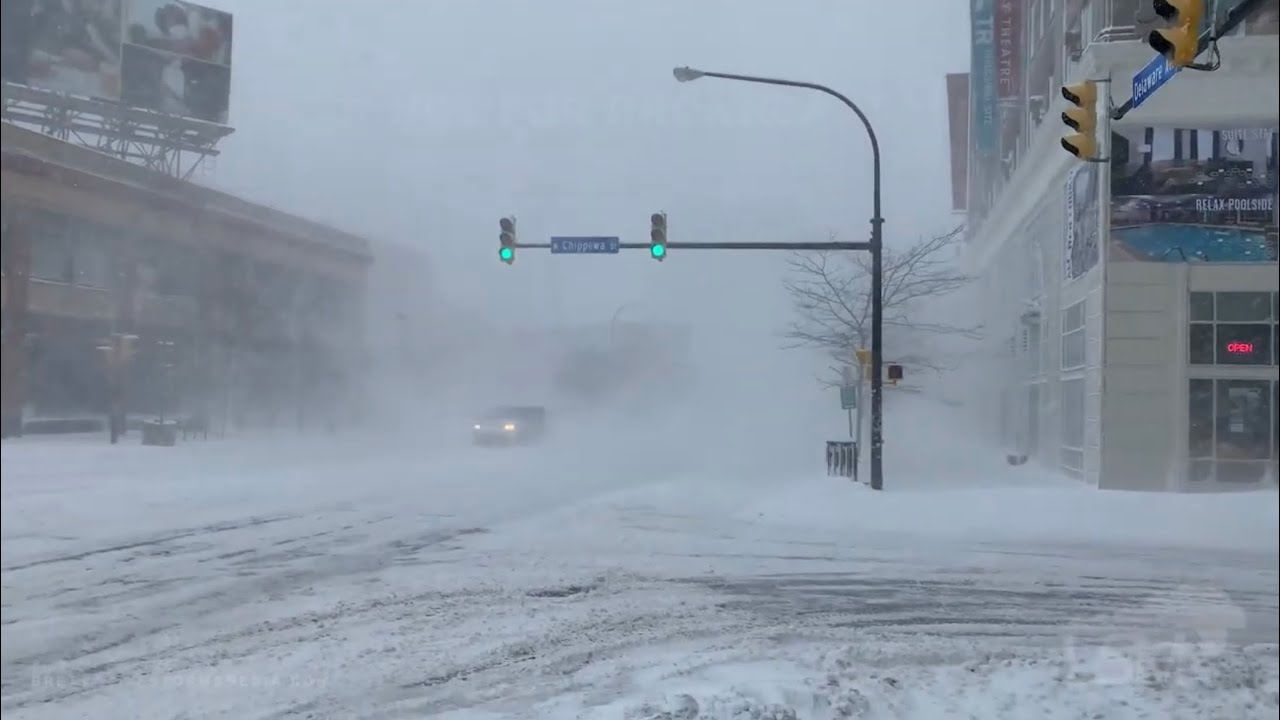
left=1060, top=81, right=1099, bottom=159
left=649, top=212, right=667, bottom=261
left=499, top=216, right=516, bottom=265
left=1149, top=0, right=1205, bottom=68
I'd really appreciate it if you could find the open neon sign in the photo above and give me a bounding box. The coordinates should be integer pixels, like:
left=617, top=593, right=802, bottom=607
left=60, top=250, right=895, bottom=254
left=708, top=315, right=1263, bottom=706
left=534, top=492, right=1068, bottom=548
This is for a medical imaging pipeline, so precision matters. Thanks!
left=1225, top=341, right=1256, bottom=355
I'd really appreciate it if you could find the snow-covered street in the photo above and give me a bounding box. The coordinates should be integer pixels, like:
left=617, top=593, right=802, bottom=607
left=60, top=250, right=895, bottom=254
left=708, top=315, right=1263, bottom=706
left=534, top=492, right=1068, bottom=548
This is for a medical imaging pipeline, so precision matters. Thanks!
left=3, top=399, right=1278, bottom=720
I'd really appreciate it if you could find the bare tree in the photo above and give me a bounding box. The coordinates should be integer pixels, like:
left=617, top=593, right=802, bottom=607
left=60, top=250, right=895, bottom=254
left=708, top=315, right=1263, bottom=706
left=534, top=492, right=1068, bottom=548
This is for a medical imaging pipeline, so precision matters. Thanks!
left=783, top=224, right=977, bottom=384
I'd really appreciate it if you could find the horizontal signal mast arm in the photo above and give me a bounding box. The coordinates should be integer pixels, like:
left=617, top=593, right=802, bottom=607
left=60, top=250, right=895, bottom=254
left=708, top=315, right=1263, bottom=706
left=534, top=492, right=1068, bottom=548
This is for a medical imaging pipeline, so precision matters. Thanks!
left=516, top=241, right=872, bottom=251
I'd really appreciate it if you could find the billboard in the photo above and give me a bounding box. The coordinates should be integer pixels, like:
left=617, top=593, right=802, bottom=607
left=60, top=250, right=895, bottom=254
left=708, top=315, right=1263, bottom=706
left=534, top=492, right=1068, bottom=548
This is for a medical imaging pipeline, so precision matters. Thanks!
left=946, top=73, right=970, bottom=213
left=1110, top=127, right=1278, bottom=263
left=0, top=0, right=231, bottom=125
left=121, top=0, right=232, bottom=124
left=0, top=0, right=125, bottom=101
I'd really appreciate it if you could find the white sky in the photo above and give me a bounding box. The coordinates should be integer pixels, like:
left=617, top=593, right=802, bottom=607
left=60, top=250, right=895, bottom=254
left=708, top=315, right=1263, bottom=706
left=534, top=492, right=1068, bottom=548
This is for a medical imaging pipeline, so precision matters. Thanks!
left=197, top=0, right=969, bottom=414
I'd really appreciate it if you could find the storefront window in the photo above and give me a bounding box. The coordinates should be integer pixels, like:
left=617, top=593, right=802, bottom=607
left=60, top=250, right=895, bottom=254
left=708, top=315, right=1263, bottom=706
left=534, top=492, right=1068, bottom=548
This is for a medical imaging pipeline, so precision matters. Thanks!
left=1062, top=300, right=1086, bottom=371
left=1189, top=291, right=1214, bottom=321
left=1188, top=291, right=1275, bottom=366
left=1216, top=292, right=1271, bottom=322
left=1061, top=376, right=1085, bottom=475
left=1188, top=379, right=1214, bottom=457
left=1187, top=378, right=1276, bottom=484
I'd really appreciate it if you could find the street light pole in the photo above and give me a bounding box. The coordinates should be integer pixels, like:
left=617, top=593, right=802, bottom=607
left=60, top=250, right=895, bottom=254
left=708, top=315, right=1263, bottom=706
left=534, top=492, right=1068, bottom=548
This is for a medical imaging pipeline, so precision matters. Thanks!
left=673, top=66, right=886, bottom=491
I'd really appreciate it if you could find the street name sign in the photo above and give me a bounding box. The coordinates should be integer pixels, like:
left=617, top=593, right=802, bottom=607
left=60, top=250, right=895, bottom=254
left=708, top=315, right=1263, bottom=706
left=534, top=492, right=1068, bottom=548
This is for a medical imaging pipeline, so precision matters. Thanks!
left=1131, top=54, right=1178, bottom=110
left=550, top=236, right=621, bottom=254
left=840, top=385, right=858, bottom=410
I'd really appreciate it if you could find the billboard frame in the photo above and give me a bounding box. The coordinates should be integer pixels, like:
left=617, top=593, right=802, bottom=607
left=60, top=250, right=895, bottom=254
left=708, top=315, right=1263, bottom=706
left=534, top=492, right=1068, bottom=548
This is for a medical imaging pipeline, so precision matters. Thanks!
left=2, top=81, right=233, bottom=179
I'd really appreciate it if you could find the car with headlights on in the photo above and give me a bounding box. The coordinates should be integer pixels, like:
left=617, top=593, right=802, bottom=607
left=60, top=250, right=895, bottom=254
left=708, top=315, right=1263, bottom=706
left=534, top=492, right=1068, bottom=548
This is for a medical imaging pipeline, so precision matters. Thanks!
left=472, top=405, right=547, bottom=446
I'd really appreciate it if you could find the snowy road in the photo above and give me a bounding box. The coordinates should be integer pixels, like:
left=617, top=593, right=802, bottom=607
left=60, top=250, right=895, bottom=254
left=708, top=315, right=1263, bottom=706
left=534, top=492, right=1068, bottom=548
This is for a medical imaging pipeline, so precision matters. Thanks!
left=3, top=416, right=1278, bottom=720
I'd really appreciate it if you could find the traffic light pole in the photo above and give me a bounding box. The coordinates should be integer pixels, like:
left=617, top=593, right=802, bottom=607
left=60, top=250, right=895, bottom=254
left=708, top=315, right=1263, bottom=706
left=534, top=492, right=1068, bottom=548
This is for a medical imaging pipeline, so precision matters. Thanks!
left=669, top=67, right=887, bottom=492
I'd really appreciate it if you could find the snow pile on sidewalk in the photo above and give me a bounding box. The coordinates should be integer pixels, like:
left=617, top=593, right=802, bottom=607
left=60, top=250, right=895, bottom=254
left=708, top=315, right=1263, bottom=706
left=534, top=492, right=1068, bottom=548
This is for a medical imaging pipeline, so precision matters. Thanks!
left=647, top=390, right=1279, bottom=554
left=736, top=474, right=1280, bottom=553
left=548, top=639, right=1280, bottom=720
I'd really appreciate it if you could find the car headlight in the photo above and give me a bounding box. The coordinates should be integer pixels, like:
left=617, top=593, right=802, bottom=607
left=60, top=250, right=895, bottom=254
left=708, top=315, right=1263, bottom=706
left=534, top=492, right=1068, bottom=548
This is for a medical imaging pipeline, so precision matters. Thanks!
left=503, top=423, right=516, bottom=431
left=473, top=424, right=482, bottom=430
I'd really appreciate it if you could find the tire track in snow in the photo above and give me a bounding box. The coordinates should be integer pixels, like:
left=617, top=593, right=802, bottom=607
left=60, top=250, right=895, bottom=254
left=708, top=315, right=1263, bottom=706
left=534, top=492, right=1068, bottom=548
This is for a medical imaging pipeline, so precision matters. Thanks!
left=0, top=514, right=300, bottom=573
left=0, top=520, right=490, bottom=709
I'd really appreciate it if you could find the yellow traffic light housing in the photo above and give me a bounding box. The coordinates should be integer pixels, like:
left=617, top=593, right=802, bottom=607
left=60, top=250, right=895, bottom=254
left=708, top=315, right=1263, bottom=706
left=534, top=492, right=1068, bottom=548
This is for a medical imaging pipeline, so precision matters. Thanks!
left=855, top=348, right=871, bottom=375
left=1060, top=81, right=1099, bottom=159
left=1149, top=0, right=1204, bottom=68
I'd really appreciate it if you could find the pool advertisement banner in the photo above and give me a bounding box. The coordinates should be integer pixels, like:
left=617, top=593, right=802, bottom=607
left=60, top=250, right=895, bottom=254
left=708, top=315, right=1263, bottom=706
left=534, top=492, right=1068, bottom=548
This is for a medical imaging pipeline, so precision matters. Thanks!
left=1109, top=126, right=1278, bottom=263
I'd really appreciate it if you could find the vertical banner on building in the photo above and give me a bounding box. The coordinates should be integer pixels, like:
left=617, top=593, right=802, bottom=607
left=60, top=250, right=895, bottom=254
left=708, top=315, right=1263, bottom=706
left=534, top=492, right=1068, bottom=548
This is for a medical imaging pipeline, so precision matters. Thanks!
left=946, top=73, right=970, bottom=213
left=996, top=0, right=1024, bottom=103
left=969, top=0, right=999, bottom=215
left=1064, top=164, right=1101, bottom=280
left=995, top=0, right=1024, bottom=180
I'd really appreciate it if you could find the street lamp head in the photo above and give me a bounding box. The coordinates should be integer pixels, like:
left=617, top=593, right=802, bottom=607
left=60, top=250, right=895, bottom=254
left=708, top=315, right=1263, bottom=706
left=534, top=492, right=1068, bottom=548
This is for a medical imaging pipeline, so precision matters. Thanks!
left=672, top=66, right=705, bottom=83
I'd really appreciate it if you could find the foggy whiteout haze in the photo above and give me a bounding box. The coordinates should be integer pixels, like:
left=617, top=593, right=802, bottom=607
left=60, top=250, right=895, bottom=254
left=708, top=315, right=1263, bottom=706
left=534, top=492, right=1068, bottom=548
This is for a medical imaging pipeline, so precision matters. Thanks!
left=203, top=0, right=967, bottom=339
left=6, top=1, right=1277, bottom=718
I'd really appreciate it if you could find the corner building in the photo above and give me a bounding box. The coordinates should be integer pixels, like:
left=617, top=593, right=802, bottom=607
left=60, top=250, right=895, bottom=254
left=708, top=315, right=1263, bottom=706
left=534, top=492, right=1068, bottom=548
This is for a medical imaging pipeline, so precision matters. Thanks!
left=960, top=0, right=1279, bottom=491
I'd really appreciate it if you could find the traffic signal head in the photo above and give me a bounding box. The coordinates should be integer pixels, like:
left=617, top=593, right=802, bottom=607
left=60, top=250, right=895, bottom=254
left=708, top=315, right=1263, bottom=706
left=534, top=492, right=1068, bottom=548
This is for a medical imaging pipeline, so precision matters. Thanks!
left=499, top=216, right=516, bottom=265
left=1060, top=82, right=1099, bottom=159
left=649, top=212, right=667, bottom=261
left=1149, top=0, right=1204, bottom=68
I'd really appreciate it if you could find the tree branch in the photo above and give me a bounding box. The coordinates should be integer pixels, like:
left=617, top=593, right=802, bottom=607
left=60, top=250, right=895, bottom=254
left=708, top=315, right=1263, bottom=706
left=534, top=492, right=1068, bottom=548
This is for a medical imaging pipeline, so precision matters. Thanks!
left=783, top=223, right=978, bottom=379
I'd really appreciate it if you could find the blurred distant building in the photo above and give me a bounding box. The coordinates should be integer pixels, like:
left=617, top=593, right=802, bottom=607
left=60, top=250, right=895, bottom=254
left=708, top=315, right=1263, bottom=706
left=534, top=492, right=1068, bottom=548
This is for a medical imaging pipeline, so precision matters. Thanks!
left=952, top=0, right=1278, bottom=491
left=1, top=124, right=372, bottom=436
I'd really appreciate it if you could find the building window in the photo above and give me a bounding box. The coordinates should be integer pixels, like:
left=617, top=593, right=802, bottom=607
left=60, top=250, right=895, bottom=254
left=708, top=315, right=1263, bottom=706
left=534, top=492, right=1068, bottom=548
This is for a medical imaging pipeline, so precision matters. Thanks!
left=29, top=214, right=74, bottom=283
left=138, top=238, right=198, bottom=298
left=1188, top=378, right=1276, bottom=484
left=69, top=222, right=115, bottom=289
left=1029, top=320, right=1042, bottom=376
left=1, top=215, right=9, bottom=275
left=1062, top=300, right=1086, bottom=371
left=26, top=212, right=117, bottom=288
left=1188, top=291, right=1275, bottom=366
left=1061, top=376, right=1085, bottom=475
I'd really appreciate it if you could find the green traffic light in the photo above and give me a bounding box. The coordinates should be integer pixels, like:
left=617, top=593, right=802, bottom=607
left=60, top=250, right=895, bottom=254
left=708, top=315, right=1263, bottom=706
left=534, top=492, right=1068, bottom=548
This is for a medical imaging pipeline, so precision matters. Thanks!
left=650, top=244, right=666, bottom=259
left=499, top=247, right=514, bottom=262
